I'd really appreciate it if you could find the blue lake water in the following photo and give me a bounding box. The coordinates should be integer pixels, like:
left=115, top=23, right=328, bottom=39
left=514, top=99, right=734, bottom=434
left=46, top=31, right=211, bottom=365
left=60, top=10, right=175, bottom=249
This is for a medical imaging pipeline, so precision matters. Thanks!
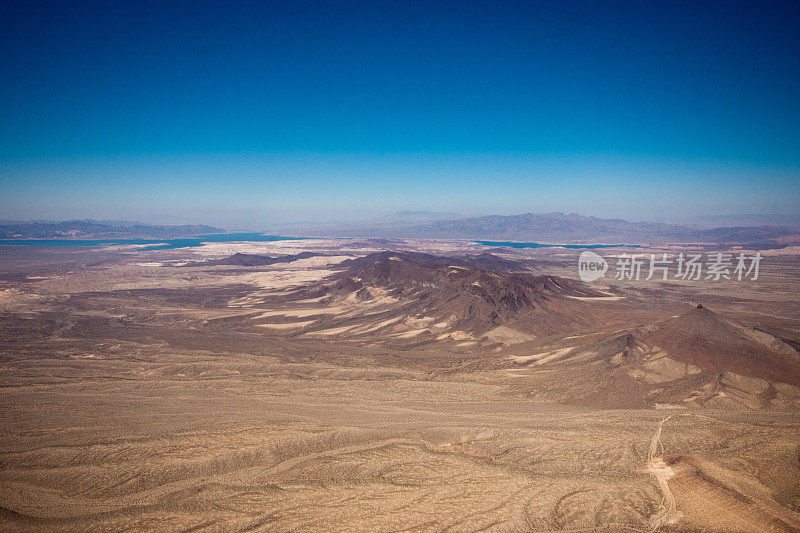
left=474, top=240, right=640, bottom=249
left=0, top=233, right=303, bottom=250
left=0, top=234, right=638, bottom=252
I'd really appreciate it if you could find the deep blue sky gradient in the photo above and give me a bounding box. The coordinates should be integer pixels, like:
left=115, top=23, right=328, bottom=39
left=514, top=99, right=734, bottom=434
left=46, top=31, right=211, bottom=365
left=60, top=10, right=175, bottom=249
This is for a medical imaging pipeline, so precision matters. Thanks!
left=1, top=1, right=798, bottom=225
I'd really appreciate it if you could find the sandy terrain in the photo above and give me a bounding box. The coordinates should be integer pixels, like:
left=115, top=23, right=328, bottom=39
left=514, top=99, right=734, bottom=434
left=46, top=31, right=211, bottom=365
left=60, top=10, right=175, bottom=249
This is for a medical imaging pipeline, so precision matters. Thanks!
left=1, top=239, right=799, bottom=531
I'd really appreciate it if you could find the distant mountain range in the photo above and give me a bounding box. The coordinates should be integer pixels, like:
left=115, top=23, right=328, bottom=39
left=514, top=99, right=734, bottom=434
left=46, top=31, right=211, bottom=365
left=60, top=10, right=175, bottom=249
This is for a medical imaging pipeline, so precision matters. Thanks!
left=682, top=214, right=800, bottom=228
left=298, top=212, right=800, bottom=246
left=4, top=213, right=799, bottom=246
left=0, top=220, right=224, bottom=239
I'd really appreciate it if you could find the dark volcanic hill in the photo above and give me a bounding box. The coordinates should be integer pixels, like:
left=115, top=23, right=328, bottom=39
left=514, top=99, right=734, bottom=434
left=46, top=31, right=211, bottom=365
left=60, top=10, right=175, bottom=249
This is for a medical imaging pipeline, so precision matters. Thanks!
left=338, top=251, right=524, bottom=273
left=183, top=252, right=318, bottom=267
left=631, top=305, right=800, bottom=409
left=639, top=305, right=800, bottom=387
left=327, top=252, right=599, bottom=333
left=536, top=305, right=800, bottom=409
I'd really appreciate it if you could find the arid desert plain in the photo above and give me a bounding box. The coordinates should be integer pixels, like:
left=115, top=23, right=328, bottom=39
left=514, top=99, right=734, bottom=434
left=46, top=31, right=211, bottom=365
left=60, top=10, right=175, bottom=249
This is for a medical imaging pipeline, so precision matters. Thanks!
left=1, top=238, right=800, bottom=532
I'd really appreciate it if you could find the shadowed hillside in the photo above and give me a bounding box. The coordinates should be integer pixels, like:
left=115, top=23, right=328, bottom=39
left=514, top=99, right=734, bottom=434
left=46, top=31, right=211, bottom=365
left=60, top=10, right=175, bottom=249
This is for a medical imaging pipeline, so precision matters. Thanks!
left=641, top=305, right=800, bottom=387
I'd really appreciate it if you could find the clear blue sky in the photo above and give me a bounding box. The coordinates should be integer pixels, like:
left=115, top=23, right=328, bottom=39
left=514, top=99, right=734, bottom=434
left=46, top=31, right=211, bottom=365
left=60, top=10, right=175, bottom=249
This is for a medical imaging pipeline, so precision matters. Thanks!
left=1, top=1, right=798, bottom=226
